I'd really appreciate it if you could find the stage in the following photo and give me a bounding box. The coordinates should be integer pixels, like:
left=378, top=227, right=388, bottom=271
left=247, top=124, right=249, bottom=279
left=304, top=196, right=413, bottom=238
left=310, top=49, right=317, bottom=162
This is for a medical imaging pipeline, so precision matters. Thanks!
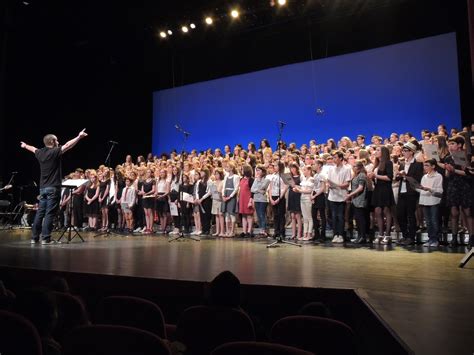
left=0, top=230, right=473, bottom=355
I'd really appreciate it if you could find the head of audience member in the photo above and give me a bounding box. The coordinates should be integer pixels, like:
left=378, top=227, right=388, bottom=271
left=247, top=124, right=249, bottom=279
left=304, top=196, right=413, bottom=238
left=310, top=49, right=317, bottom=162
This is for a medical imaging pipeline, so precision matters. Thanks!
left=371, top=135, right=382, bottom=146
left=389, top=133, right=399, bottom=144
left=299, top=302, right=333, bottom=319
left=313, top=159, right=324, bottom=173
left=48, top=277, right=70, bottom=293
left=208, top=271, right=241, bottom=308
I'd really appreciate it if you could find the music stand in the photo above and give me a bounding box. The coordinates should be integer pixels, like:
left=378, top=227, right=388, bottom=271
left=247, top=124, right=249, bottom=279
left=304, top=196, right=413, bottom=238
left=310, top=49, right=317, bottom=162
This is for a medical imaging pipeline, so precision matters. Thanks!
left=56, top=179, right=88, bottom=243
left=459, top=249, right=473, bottom=268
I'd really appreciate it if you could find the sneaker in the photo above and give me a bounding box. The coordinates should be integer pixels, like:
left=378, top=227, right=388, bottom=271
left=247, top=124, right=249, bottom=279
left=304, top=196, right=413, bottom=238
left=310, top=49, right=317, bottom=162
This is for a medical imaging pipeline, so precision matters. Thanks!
left=381, top=236, right=392, bottom=245
left=373, top=237, right=382, bottom=244
left=332, top=235, right=339, bottom=243
left=41, top=239, right=56, bottom=245
left=30, top=239, right=39, bottom=244
left=422, top=241, right=431, bottom=247
left=133, top=227, right=142, bottom=233
left=429, top=241, right=439, bottom=247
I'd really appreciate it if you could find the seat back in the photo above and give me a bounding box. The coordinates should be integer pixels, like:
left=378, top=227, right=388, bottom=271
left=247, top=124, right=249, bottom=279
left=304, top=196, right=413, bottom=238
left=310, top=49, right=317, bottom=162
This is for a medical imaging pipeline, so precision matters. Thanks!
left=51, top=291, right=90, bottom=342
left=95, top=295, right=166, bottom=338
left=177, top=305, right=255, bottom=355
left=271, top=315, right=357, bottom=355
left=62, top=325, right=170, bottom=355
left=0, top=310, right=43, bottom=355
left=212, top=341, right=314, bottom=355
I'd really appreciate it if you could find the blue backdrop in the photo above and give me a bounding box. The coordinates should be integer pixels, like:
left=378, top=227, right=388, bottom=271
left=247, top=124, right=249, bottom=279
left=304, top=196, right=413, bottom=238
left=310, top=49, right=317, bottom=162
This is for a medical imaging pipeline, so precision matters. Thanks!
left=152, top=33, right=461, bottom=154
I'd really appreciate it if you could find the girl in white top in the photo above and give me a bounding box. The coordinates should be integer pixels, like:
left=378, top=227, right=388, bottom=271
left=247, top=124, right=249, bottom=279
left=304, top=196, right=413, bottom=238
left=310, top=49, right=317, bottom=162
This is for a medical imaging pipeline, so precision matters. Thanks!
left=211, top=168, right=225, bottom=237
left=221, top=162, right=240, bottom=237
left=155, top=169, right=169, bottom=234
left=293, top=165, right=315, bottom=240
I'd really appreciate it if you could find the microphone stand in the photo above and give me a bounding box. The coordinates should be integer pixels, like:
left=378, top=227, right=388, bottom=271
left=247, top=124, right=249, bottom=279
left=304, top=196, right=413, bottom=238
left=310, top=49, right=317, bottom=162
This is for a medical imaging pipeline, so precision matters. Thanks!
left=105, top=141, right=118, bottom=167
left=267, top=121, right=301, bottom=248
left=169, top=128, right=200, bottom=242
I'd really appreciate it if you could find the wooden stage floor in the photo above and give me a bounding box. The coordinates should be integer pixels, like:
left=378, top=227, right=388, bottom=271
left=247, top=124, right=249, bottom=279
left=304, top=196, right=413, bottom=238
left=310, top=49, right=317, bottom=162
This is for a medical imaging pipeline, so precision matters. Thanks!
left=0, top=229, right=472, bottom=355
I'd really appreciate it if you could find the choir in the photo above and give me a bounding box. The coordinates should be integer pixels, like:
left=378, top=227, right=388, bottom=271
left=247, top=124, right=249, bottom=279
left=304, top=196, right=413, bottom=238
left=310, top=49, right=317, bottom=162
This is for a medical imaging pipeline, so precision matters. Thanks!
left=58, top=124, right=474, bottom=250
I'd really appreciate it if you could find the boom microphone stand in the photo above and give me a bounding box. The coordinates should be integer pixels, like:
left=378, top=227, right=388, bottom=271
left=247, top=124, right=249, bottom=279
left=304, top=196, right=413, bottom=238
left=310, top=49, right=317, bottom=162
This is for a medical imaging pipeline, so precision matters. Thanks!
left=105, top=140, right=118, bottom=167
left=169, top=125, right=200, bottom=242
left=267, top=121, right=301, bottom=248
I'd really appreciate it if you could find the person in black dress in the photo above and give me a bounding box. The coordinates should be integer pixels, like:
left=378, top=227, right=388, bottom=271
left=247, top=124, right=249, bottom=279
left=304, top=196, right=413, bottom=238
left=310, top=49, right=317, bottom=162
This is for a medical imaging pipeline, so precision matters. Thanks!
left=98, top=170, right=111, bottom=231
left=84, top=170, right=100, bottom=230
left=370, top=146, right=395, bottom=244
left=445, top=135, right=473, bottom=247
left=140, top=169, right=156, bottom=234
left=20, top=128, right=88, bottom=244
left=287, top=163, right=302, bottom=240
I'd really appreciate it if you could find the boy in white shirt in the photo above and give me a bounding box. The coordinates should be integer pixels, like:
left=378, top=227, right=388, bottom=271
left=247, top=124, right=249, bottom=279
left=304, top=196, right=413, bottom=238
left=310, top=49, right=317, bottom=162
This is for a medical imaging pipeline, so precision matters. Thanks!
left=418, top=159, right=443, bottom=247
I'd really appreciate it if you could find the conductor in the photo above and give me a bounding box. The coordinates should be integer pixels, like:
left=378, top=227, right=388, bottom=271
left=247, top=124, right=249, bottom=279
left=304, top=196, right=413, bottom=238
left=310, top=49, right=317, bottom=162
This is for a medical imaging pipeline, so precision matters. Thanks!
left=20, top=129, right=88, bottom=244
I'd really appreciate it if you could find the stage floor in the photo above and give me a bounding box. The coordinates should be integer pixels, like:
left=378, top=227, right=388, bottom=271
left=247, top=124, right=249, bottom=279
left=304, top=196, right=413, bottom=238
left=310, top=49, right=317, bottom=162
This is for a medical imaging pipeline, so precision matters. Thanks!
left=0, top=229, right=473, bottom=355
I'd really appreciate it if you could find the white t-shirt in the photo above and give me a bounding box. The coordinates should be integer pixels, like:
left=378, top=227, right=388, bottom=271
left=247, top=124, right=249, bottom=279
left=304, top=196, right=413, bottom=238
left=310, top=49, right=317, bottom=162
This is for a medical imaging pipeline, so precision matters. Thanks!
left=327, top=165, right=351, bottom=202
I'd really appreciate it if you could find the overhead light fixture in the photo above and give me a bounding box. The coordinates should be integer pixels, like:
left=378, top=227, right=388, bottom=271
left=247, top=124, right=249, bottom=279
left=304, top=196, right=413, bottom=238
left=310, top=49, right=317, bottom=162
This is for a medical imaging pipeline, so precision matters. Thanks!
left=205, top=17, right=213, bottom=25
left=190, top=23, right=196, bottom=29
left=159, top=31, right=167, bottom=38
left=181, top=26, right=189, bottom=33
left=277, top=0, right=287, bottom=5
left=167, top=30, right=173, bottom=36
left=231, top=9, right=239, bottom=18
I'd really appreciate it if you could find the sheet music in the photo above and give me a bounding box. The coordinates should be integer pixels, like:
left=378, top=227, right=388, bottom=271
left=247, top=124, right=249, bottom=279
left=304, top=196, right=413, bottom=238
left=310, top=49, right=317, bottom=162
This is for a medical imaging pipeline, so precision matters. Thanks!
left=423, top=144, right=439, bottom=161
left=451, top=151, right=467, bottom=168
left=62, top=179, right=89, bottom=187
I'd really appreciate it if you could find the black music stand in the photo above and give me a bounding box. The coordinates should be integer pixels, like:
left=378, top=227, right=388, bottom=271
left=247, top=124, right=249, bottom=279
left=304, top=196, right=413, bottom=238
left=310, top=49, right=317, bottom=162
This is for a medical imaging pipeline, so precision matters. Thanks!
left=56, top=179, right=88, bottom=243
left=459, top=249, right=473, bottom=268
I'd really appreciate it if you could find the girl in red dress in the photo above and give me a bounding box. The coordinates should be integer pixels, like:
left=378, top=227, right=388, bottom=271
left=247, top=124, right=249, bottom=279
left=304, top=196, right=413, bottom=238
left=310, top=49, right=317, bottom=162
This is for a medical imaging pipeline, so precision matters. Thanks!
left=239, top=165, right=255, bottom=238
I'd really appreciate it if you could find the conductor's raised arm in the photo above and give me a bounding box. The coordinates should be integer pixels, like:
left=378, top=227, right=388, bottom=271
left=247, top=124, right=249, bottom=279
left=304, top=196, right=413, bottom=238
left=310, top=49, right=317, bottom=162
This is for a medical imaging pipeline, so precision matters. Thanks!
left=20, top=141, right=38, bottom=154
left=61, top=128, right=88, bottom=153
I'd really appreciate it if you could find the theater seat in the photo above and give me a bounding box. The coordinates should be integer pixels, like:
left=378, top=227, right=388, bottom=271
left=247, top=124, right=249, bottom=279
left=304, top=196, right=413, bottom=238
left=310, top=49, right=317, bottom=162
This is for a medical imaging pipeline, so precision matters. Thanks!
left=176, top=305, right=256, bottom=355
left=95, top=295, right=167, bottom=339
left=62, top=324, right=171, bottom=355
left=271, top=315, right=357, bottom=355
left=0, top=310, right=43, bottom=355
left=51, top=291, right=90, bottom=342
left=212, top=341, right=314, bottom=355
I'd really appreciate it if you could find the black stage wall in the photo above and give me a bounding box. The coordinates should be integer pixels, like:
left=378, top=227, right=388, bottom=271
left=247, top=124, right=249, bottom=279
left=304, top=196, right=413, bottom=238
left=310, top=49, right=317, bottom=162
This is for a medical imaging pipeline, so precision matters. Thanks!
left=0, top=0, right=472, bottom=193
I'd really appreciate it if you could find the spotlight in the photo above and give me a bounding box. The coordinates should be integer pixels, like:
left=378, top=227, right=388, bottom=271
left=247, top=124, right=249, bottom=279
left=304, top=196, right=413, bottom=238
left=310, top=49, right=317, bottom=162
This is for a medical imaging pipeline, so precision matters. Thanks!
left=190, top=23, right=196, bottom=29
left=159, top=31, right=167, bottom=38
left=205, top=17, right=213, bottom=25
left=231, top=9, right=239, bottom=18
left=277, top=0, right=287, bottom=5
left=181, top=26, right=189, bottom=33
left=167, top=30, right=173, bottom=35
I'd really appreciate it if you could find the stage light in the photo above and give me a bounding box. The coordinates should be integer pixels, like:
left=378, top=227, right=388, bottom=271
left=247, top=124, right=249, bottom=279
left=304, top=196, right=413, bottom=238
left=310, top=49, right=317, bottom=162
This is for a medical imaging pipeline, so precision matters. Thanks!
left=277, top=0, right=287, bottom=5
left=231, top=9, right=239, bottom=18
left=159, top=31, right=167, bottom=38
left=167, top=30, right=173, bottom=35
left=190, top=23, right=196, bottom=29
left=181, top=26, right=189, bottom=33
left=205, top=17, right=213, bottom=25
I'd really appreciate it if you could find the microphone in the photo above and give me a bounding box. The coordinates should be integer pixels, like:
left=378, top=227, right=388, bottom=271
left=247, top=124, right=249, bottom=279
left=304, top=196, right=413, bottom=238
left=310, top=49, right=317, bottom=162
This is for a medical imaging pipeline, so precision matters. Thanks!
left=109, top=141, right=119, bottom=145
left=278, top=121, right=287, bottom=126
left=183, top=131, right=190, bottom=136
left=11, top=172, right=18, bottom=174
